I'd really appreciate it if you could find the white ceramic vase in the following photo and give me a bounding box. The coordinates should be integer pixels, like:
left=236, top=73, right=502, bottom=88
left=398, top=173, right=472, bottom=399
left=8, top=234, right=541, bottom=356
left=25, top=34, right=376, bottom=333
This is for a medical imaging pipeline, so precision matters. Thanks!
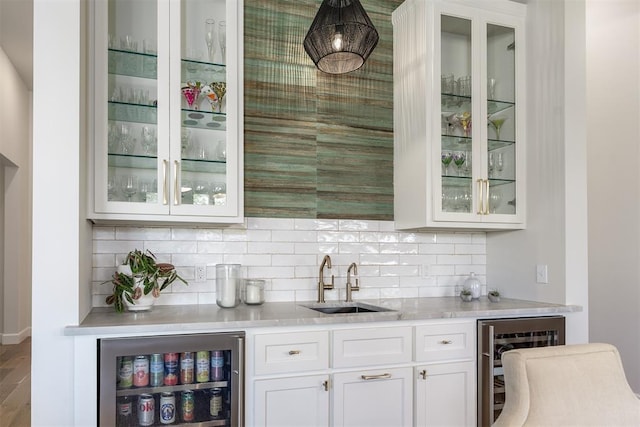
left=464, top=272, right=481, bottom=299
left=118, top=264, right=156, bottom=312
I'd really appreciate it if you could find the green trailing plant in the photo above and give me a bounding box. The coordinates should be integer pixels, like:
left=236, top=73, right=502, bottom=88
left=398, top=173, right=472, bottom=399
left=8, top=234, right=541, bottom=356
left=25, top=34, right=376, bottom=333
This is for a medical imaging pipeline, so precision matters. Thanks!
left=460, top=288, right=472, bottom=296
left=488, top=289, right=500, bottom=297
left=103, top=249, right=187, bottom=313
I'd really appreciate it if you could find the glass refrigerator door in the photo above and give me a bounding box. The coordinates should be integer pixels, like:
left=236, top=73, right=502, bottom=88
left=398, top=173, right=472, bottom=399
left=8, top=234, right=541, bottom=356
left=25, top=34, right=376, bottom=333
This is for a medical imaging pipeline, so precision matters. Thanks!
left=99, top=332, right=244, bottom=426
left=440, top=14, right=474, bottom=216
left=486, top=23, right=517, bottom=216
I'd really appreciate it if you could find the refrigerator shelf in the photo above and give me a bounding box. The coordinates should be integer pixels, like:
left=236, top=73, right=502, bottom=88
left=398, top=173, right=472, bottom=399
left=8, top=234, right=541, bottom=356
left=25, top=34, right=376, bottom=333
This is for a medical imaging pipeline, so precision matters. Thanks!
left=116, top=380, right=229, bottom=396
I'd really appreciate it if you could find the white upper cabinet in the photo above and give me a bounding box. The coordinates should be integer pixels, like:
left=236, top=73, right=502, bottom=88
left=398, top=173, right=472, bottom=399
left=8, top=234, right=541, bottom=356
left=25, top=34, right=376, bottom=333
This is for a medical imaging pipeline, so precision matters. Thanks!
left=392, top=0, right=526, bottom=230
left=89, top=0, right=243, bottom=225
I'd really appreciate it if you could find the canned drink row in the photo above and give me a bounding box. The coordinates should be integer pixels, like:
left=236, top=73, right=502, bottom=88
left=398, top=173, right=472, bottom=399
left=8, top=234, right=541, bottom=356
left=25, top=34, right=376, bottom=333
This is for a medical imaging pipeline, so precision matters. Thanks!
left=118, top=350, right=227, bottom=388
left=116, top=388, right=226, bottom=426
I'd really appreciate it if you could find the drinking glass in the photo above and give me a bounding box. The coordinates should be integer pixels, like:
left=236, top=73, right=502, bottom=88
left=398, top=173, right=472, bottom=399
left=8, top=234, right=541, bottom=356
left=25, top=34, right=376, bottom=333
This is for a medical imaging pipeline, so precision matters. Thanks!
left=119, top=124, right=136, bottom=154
left=487, top=77, right=496, bottom=100
left=218, top=21, right=226, bottom=63
left=211, top=82, right=227, bottom=113
left=121, top=175, right=139, bottom=202
left=488, top=115, right=507, bottom=140
left=453, top=152, right=466, bottom=176
left=488, top=152, right=495, bottom=178
left=441, top=151, right=453, bottom=176
left=181, top=81, right=201, bottom=110
left=140, top=126, right=157, bottom=155
left=181, top=128, right=191, bottom=157
left=205, top=19, right=216, bottom=63
left=496, top=152, right=504, bottom=173
left=216, top=264, right=241, bottom=308
left=456, top=112, right=472, bottom=137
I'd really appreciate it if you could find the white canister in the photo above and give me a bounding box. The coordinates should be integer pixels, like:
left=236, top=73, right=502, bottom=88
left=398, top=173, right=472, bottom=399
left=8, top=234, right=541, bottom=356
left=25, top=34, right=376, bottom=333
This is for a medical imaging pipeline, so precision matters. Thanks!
left=216, top=264, right=241, bottom=308
left=242, top=279, right=265, bottom=305
left=464, top=272, right=481, bottom=299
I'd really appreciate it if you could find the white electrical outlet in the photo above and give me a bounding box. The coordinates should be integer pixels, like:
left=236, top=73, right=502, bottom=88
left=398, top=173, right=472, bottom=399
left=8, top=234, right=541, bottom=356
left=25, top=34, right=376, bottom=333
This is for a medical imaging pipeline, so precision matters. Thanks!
left=195, top=265, right=206, bottom=282
left=536, top=264, right=549, bottom=284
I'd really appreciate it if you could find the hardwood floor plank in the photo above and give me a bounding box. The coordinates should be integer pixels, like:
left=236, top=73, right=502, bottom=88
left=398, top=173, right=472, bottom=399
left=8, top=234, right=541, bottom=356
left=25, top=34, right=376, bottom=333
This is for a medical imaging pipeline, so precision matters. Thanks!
left=0, top=338, right=30, bottom=426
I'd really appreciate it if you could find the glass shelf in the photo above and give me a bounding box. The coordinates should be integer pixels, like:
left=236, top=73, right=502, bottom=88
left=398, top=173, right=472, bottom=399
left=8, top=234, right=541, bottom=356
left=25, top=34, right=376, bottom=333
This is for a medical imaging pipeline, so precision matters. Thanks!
left=442, top=176, right=515, bottom=186
left=116, top=380, right=228, bottom=397
left=109, top=101, right=157, bottom=124
left=109, top=154, right=226, bottom=174
left=182, top=59, right=226, bottom=83
left=108, top=49, right=157, bottom=79
left=441, top=136, right=514, bottom=151
left=441, top=93, right=515, bottom=116
left=182, top=109, right=227, bottom=131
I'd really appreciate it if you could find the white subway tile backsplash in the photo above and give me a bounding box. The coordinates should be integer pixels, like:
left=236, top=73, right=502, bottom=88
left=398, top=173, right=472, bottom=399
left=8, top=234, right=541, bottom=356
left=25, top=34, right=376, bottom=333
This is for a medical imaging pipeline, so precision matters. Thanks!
left=91, top=218, right=487, bottom=308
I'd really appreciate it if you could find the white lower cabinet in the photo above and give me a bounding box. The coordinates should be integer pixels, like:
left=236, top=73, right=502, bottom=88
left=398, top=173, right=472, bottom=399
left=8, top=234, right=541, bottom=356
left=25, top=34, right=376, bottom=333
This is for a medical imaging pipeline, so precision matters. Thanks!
left=249, top=320, right=476, bottom=427
left=415, top=361, right=476, bottom=427
left=254, top=375, right=330, bottom=427
left=333, top=367, right=413, bottom=427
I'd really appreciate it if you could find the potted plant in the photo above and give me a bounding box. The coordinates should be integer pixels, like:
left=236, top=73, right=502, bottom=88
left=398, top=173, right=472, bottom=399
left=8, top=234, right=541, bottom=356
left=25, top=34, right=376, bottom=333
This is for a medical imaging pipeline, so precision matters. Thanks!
left=488, top=289, right=501, bottom=302
left=104, top=249, right=187, bottom=312
left=459, top=288, right=473, bottom=302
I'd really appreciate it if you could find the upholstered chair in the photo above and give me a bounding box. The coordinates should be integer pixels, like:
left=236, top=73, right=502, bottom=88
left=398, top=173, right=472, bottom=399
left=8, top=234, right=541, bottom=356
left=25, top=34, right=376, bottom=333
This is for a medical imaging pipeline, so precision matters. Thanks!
left=493, top=343, right=640, bottom=427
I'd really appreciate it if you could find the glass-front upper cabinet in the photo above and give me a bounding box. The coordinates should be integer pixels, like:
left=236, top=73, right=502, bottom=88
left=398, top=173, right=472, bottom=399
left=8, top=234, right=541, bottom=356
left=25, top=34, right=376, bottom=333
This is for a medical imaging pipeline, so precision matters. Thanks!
left=392, top=0, right=525, bottom=230
left=90, top=0, right=243, bottom=224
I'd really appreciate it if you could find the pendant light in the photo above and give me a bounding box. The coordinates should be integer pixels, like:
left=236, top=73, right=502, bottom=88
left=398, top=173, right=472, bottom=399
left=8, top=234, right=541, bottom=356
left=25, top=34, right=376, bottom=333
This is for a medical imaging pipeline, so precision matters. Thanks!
left=303, top=0, right=379, bottom=74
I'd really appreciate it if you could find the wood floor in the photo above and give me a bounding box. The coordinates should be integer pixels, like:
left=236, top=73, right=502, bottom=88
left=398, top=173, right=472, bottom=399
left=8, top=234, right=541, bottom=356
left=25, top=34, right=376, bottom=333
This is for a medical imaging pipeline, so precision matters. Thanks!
left=0, top=338, right=30, bottom=426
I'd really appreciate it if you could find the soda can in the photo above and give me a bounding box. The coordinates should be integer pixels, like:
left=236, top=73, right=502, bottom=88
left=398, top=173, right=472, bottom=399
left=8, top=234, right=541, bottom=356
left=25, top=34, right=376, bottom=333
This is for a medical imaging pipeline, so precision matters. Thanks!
left=196, top=351, right=210, bottom=382
left=210, top=350, right=224, bottom=381
left=138, top=393, right=155, bottom=426
left=180, top=352, right=194, bottom=384
left=160, top=391, right=176, bottom=425
left=133, top=355, right=149, bottom=387
left=164, top=353, right=179, bottom=386
left=118, top=356, right=133, bottom=388
left=210, top=388, right=223, bottom=418
left=150, top=353, right=164, bottom=387
left=181, top=390, right=195, bottom=422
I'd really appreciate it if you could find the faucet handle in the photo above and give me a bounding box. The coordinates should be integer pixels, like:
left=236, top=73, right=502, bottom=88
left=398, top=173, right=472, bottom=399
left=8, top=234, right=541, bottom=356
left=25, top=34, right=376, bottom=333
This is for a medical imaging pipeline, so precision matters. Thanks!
left=325, top=274, right=335, bottom=290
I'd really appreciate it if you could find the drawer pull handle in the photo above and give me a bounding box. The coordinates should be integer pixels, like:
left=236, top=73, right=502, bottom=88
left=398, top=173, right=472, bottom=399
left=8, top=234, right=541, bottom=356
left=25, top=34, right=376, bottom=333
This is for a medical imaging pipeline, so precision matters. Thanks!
left=440, top=340, right=453, bottom=345
left=419, top=369, right=427, bottom=380
left=322, top=380, right=329, bottom=391
left=361, top=373, right=392, bottom=381
left=288, top=350, right=301, bottom=355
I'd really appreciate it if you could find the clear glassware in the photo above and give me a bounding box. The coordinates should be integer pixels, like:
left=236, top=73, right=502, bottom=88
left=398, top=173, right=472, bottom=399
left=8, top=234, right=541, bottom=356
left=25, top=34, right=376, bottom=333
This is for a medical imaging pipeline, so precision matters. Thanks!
left=121, top=175, right=139, bottom=202
left=140, top=126, right=157, bottom=155
left=216, top=264, right=241, bottom=308
left=218, top=21, right=226, bottom=64
left=205, top=18, right=216, bottom=63
left=242, top=279, right=265, bottom=305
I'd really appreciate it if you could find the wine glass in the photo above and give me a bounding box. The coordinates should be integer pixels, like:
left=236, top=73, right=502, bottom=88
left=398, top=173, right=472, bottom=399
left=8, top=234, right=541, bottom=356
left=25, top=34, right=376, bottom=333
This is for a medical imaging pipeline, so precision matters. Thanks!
left=140, top=126, right=157, bottom=155
left=119, top=124, right=136, bottom=154
left=218, top=21, right=226, bottom=64
left=453, top=152, right=466, bottom=176
left=181, top=128, right=191, bottom=157
left=489, top=189, right=502, bottom=213
left=496, top=152, right=504, bottom=174
left=121, top=175, right=139, bottom=202
left=211, top=82, right=227, bottom=113
left=441, top=151, right=453, bottom=176
left=205, top=19, right=216, bottom=63
left=488, top=152, right=495, bottom=178
left=488, top=115, right=507, bottom=140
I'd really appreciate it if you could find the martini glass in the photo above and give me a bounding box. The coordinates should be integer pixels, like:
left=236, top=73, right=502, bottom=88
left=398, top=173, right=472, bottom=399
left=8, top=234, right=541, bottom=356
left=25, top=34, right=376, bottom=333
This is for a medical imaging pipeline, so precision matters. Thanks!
left=456, top=112, right=471, bottom=138
left=488, top=115, right=507, bottom=140
left=181, top=81, right=202, bottom=110
left=211, top=82, right=227, bottom=113
left=205, top=19, right=216, bottom=63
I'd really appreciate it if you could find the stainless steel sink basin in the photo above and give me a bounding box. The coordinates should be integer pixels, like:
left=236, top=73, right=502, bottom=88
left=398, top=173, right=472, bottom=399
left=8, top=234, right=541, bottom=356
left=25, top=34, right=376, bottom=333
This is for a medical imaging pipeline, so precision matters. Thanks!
left=301, top=302, right=393, bottom=314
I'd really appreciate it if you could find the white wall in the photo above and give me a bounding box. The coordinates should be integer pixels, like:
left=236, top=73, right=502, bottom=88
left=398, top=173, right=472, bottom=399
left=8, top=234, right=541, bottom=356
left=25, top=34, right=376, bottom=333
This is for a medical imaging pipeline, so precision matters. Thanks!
left=0, top=45, right=32, bottom=344
left=487, top=0, right=589, bottom=343
left=586, top=0, right=640, bottom=392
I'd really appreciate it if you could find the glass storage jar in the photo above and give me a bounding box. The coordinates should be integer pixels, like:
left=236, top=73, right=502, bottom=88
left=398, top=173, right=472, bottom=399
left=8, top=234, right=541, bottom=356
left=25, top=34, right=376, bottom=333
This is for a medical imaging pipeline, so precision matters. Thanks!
left=242, top=279, right=265, bottom=305
left=216, top=264, right=241, bottom=308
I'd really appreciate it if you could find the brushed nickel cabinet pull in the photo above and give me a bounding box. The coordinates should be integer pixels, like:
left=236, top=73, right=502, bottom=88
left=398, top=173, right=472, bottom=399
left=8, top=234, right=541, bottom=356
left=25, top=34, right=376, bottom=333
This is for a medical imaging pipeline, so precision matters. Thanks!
left=361, top=373, right=392, bottom=380
left=162, top=160, right=168, bottom=205
left=419, top=369, right=427, bottom=380
left=440, top=339, right=453, bottom=344
left=288, top=350, right=301, bottom=355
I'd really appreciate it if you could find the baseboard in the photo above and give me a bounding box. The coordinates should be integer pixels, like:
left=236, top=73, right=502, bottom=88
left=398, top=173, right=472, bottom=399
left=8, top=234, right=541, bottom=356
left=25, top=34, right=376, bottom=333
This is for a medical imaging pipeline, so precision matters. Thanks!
left=1, top=327, right=32, bottom=344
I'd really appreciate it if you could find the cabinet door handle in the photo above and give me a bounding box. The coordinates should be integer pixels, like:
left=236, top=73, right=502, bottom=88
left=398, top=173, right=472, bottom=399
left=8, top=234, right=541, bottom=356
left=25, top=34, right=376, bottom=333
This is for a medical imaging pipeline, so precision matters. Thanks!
left=322, top=379, right=329, bottom=391
left=419, top=369, right=427, bottom=380
left=361, top=373, right=392, bottom=380
left=162, top=159, right=168, bottom=205
left=288, top=350, right=301, bottom=355
left=477, top=179, right=484, bottom=214
left=173, top=160, right=179, bottom=205
left=484, top=179, right=490, bottom=215
left=439, top=339, right=453, bottom=345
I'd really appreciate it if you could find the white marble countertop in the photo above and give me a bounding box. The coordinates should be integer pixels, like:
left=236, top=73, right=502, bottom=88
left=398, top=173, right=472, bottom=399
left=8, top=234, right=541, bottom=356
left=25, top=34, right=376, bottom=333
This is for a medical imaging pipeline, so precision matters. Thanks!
left=64, top=297, right=581, bottom=336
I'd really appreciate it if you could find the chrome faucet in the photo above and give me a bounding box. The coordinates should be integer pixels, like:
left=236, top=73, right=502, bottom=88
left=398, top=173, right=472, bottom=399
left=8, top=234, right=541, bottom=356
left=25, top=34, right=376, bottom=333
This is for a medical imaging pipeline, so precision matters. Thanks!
left=317, top=255, right=334, bottom=303
left=346, top=262, right=359, bottom=302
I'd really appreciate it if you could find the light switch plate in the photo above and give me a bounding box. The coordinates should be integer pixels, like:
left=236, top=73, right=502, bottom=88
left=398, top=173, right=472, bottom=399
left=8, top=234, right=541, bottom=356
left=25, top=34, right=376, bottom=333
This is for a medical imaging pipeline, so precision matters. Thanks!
left=536, top=264, right=549, bottom=284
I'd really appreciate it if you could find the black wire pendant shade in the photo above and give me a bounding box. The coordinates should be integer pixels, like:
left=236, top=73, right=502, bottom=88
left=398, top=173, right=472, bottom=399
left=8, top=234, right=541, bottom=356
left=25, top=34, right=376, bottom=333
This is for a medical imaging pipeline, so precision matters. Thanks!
left=303, top=0, right=380, bottom=74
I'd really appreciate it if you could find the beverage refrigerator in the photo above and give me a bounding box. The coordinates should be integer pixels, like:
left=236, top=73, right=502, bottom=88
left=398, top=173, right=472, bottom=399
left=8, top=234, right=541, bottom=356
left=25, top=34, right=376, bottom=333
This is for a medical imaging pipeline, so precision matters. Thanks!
left=98, top=332, right=244, bottom=426
left=477, top=316, right=565, bottom=427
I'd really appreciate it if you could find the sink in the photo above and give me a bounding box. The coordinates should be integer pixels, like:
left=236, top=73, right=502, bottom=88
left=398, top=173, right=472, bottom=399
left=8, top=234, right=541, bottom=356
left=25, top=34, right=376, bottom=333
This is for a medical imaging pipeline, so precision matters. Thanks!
left=301, top=302, right=393, bottom=314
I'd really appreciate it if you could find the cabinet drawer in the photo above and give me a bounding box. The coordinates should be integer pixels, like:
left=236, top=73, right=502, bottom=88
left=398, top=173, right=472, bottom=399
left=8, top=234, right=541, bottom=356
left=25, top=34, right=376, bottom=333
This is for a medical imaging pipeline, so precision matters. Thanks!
left=254, top=331, right=329, bottom=375
left=414, top=322, right=475, bottom=362
left=332, top=326, right=412, bottom=369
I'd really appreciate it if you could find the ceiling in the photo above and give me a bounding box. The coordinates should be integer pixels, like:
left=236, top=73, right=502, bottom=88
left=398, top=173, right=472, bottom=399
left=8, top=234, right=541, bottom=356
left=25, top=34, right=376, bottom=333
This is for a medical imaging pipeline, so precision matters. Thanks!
left=0, top=0, right=33, bottom=89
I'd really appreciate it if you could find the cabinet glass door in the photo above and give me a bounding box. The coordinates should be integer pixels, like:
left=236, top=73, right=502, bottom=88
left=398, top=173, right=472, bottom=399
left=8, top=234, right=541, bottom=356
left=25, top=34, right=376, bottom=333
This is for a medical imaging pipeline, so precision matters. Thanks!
left=102, top=0, right=165, bottom=213
left=440, top=14, right=474, bottom=215
left=486, top=23, right=516, bottom=216
left=171, top=0, right=233, bottom=215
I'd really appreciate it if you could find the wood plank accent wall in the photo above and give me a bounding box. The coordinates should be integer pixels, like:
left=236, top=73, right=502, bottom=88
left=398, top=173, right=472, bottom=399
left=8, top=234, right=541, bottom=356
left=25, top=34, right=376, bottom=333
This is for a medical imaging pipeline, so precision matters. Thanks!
left=244, top=0, right=402, bottom=220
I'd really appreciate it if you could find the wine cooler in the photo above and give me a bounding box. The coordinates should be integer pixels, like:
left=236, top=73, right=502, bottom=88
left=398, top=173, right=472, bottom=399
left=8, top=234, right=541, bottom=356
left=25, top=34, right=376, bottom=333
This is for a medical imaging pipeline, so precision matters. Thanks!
left=477, top=316, right=565, bottom=426
left=98, top=332, right=244, bottom=426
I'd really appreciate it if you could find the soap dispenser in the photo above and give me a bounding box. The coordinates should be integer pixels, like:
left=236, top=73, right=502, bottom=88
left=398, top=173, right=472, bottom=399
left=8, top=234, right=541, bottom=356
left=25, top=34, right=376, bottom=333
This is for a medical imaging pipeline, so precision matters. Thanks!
left=464, top=272, right=481, bottom=299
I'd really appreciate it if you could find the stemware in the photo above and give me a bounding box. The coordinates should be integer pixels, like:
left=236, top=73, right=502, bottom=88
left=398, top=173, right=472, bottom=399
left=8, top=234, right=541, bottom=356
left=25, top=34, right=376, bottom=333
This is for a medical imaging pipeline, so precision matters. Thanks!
left=205, top=19, right=216, bottom=63
left=119, top=124, right=136, bottom=154
left=201, top=84, right=219, bottom=112
left=121, top=175, right=139, bottom=202
left=488, top=152, right=495, bottom=178
left=488, top=115, right=507, bottom=140
left=453, top=152, right=466, bottom=176
left=211, top=82, right=227, bottom=113
left=456, top=112, right=472, bottom=137
left=496, top=152, right=504, bottom=174
left=218, top=21, right=226, bottom=63
left=441, top=151, right=453, bottom=176
left=489, top=189, right=502, bottom=214
left=181, top=81, right=202, bottom=110
left=181, top=128, right=191, bottom=157
left=140, top=126, right=157, bottom=155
